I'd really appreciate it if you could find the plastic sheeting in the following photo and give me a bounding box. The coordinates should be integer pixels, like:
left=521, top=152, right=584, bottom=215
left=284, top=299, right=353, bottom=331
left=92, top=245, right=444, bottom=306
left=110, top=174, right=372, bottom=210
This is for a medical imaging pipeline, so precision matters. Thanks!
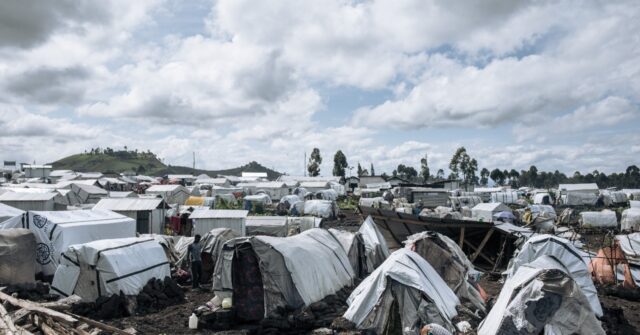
left=51, top=237, right=170, bottom=301
left=562, top=192, right=598, bottom=206
left=0, top=228, right=36, bottom=284
left=27, top=210, right=136, bottom=276
left=315, top=189, right=338, bottom=201
left=630, top=200, right=640, bottom=208
left=244, top=193, right=272, bottom=205
left=404, top=231, right=485, bottom=311
left=622, top=208, right=640, bottom=231
left=303, top=200, right=338, bottom=218
left=358, top=216, right=390, bottom=273
left=449, top=196, right=482, bottom=211
left=505, top=235, right=602, bottom=316
left=0, top=203, right=25, bottom=229
left=246, top=216, right=288, bottom=237
left=490, top=192, right=519, bottom=204
left=471, top=203, right=511, bottom=223
left=329, top=228, right=367, bottom=277
left=579, top=210, right=618, bottom=229
left=358, top=197, right=390, bottom=209
left=479, top=256, right=605, bottom=335
left=344, top=249, right=459, bottom=334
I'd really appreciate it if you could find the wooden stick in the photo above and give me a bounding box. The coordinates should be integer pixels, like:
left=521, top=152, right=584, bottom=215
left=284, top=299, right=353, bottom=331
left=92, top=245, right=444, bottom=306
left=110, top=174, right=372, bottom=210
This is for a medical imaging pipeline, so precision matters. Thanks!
left=69, top=313, right=134, bottom=335
left=0, top=301, right=18, bottom=334
left=0, top=291, right=77, bottom=325
left=470, top=229, right=494, bottom=262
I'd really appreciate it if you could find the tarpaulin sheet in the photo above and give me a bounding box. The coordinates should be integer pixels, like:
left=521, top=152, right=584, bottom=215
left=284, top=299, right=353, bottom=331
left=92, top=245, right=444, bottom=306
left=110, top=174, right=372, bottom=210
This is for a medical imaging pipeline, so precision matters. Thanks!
left=358, top=216, right=390, bottom=272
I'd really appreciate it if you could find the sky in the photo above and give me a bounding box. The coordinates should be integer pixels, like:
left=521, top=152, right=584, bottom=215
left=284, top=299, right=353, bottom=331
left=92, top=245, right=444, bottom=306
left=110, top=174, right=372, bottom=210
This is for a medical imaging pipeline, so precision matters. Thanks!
left=0, top=0, right=639, bottom=176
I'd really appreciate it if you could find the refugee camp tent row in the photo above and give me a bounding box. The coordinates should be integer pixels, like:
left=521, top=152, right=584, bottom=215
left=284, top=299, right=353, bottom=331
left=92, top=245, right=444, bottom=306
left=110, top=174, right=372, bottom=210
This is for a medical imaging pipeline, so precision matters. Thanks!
left=0, top=192, right=66, bottom=211
left=212, top=229, right=354, bottom=321
left=50, top=237, right=170, bottom=302
left=93, top=198, right=169, bottom=234
left=344, top=248, right=460, bottom=334
left=190, top=209, right=248, bottom=237
left=8, top=209, right=137, bottom=276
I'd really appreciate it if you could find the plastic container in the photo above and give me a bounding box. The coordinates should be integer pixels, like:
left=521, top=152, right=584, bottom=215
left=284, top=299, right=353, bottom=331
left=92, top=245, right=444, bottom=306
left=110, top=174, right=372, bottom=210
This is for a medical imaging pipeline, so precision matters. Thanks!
left=188, top=313, right=198, bottom=329
left=222, top=297, right=233, bottom=309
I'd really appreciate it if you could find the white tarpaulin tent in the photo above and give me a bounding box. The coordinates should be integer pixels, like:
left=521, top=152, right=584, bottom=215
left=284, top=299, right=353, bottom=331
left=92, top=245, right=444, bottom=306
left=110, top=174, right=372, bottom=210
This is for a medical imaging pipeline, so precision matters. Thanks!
left=622, top=208, right=640, bottom=231
left=246, top=216, right=288, bottom=237
left=0, top=202, right=25, bottom=229
left=344, top=248, right=459, bottom=334
left=505, top=235, right=602, bottom=317
left=190, top=209, right=248, bottom=236
left=631, top=200, right=640, bottom=208
left=579, top=210, right=618, bottom=229
left=50, top=237, right=170, bottom=301
left=213, top=229, right=354, bottom=320
left=303, top=200, right=338, bottom=218
left=471, top=203, right=511, bottom=223
left=490, top=191, right=519, bottom=204
left=25, top=209, right=136, bottom=276
left=358, top=216, right=390, bottom=273
left=479, top=256, right=605, bottom=335
left=0, top=228, right=36, bottom=285
left=328, top=228, right=367, bottom=277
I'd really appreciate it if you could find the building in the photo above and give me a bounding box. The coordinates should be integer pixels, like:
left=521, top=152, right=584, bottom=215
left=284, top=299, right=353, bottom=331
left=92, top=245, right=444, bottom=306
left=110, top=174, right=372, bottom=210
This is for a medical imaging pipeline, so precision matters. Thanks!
left=22, top=165, right=52, bottom=179
left=358, top=176, right=386, bottom=189
left=0, top=192, right=65, bottom=211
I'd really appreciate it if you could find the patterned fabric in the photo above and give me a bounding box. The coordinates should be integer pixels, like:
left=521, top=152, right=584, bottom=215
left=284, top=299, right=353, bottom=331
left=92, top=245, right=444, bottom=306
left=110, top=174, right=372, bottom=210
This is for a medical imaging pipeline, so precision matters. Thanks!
left=233, top=246, right=265, bottom=321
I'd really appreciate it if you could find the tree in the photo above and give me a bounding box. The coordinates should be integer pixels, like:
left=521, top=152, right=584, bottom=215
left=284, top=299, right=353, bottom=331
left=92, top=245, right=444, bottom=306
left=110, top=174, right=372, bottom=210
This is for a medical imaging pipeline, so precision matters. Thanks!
left=448, top=147, right=466, bottom=179
left=357, top=163, right=363, bottom=177
left=332, top=150, right=348, bottom=177
left=436, top=169, right=445, bottom=180
left=396, top=164, right=417, bottom=180
left=490, top=168, right=505, bottom=185
left=370, top=163, right=375, bottom=176
left=480, top=168, right=490, bottom=186
left=509, top=169, right=520, bottom=187
left=307, top=148, right=322, bottom=177
left=420, top=154, right=430, bottom=183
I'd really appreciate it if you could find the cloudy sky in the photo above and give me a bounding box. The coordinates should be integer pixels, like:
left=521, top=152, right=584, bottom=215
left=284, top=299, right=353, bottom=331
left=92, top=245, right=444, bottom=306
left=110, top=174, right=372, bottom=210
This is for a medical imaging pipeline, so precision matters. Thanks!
left=1, top=0, right=639, bottom=176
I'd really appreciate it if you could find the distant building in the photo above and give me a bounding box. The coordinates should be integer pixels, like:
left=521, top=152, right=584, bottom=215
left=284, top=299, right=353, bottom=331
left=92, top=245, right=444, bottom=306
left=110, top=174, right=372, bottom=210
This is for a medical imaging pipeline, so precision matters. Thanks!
left=23, top=165, right=52, bottom=179
left=358, top=176, right=386, bottom=188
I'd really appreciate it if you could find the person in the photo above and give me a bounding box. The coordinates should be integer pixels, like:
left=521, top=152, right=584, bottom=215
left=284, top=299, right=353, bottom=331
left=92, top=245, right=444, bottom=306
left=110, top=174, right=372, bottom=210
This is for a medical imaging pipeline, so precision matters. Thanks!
left=187, top=234, right=203, bottom=289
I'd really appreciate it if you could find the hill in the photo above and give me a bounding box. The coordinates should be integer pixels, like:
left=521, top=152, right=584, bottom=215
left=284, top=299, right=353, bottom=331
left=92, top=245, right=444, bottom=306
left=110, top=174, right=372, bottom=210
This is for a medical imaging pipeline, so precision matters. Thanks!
left=51, top=150, right=282, bottom=179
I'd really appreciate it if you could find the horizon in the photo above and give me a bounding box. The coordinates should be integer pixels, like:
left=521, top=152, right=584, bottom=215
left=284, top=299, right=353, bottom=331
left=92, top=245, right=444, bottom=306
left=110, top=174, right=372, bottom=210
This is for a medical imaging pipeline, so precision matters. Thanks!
left=1, top=1, right=639, bottom=176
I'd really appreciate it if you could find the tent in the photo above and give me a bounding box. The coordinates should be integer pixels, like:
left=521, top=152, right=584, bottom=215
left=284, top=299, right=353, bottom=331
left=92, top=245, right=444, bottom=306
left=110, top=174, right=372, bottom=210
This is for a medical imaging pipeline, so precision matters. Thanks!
left=0, top=228, right=36, bottom=285
left=303, top=200, right=339, bottom=218
left=404, top=231, right=485, bottom=311
left=490, top=191, right=519, bottom=204
left=358, top=216, right=390, bottom=273
left=505, top=235, right=602, bottom=316
left=69, top=183, right=108, bottom=204
left=190, top=209, right=248, bottom=236
left=0, top=202, right=25, bottom=229
left=23, top=209, right=136, bottom=276
left=0, top=192, right=65, bottom=211
left=93, top=198, right=169, bottom=234
left=328, top=228, right=367, bottom=278
left=579, top=210, right=618, bottom=229
left=246, top=216, right=289, bottom=237
left=50, top=237, right=170, bottom=301
left=185, top=196, right=215, bottom=207
left=145, top=185, right=190, bottom=205
left=622, top=208, right=640, bottom=231
left=532, top=192, right=552, bottom=205
left=449, top=196, right=482, bottom=211
left=212, top=229, right=354, bottom=321
left=479, top=255, right=605, bottom=335
left=343, top=249, right=459, bottom=334
left=589, top=233, right=640, bottom=288
left=243, top=194, right=272, bottom=212
left=315, top=189, right=338, bottom=201
left=471, top=203, right=512, bottom=223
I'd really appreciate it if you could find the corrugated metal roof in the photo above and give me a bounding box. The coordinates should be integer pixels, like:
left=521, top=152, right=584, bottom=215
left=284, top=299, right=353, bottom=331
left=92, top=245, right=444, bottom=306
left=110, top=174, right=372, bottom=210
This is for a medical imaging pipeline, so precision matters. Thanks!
left=93, top=198, right=167, bottom=211
left=189, top=209, right=248, bottom=219
left=0, top=192, right=58, bottom=201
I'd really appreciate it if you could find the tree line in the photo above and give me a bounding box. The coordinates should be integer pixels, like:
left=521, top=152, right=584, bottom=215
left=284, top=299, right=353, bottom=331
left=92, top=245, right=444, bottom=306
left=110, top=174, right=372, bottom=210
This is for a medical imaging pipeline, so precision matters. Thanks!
left=305, top=147, right=640, bottom=189
left=84, top=147, right=158, bottom=160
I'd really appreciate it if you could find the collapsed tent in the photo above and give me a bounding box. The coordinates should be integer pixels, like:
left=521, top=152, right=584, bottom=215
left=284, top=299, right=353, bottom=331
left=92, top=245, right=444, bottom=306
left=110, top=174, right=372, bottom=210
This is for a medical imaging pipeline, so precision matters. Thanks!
left=358, top=216, right=390, bottom=273
left=479, top=255, right=605, bottom=335
left=0, top=228, right=36, bottom=285
left=212, top=229, right=354, bottom=321
left=328, top=228, right=367, bottom=278
left=23, top=209, right=136, bottom=276
left=344, top=249, right=459, bottom=334
left=579, top=210, right=618, bottom=229
left=505, top=235, right=602, bottom=316
left=404, top=231, right=485, bottom=311
left=50, top=237, right=170, bottom=301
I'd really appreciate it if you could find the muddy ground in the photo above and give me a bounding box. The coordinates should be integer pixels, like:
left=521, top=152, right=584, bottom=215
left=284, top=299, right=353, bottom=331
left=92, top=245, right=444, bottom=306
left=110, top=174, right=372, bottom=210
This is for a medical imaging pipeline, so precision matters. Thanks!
left=100, top=210, right=640, bottom=334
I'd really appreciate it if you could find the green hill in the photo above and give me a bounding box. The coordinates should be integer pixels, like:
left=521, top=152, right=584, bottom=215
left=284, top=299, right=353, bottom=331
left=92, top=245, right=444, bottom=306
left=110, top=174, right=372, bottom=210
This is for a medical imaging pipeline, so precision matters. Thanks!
left=51, top=151, right=282, bottom=179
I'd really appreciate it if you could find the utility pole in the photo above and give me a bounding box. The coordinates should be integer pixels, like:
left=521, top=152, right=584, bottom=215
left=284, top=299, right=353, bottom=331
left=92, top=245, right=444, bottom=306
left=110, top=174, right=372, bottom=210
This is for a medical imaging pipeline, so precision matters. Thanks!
left=192, top=152, right=195, bottom=170
left=304, top=152, right=307, bottom=177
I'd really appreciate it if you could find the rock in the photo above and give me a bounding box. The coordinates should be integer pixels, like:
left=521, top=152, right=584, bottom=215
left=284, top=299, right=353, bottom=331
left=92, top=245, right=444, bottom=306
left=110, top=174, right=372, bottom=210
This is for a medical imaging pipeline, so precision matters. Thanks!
left=311, top=328, right=333, bottom=335
left=310, top=301, right=330, bottom=312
